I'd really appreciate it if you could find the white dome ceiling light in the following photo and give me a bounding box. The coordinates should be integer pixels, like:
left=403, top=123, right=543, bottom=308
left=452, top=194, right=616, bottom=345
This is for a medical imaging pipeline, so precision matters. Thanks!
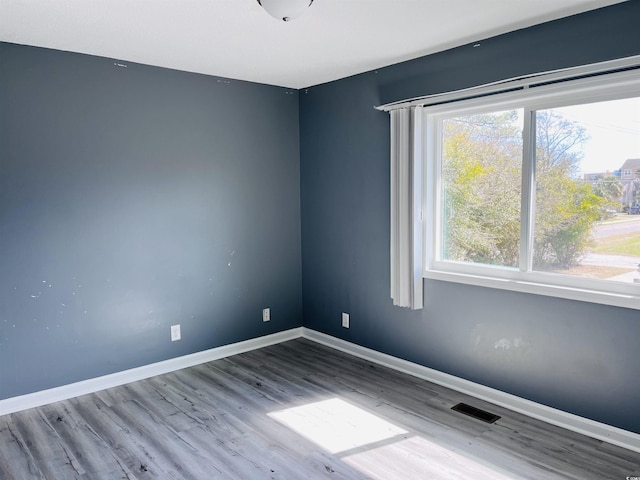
left=257, top=0, right=315, bottom=22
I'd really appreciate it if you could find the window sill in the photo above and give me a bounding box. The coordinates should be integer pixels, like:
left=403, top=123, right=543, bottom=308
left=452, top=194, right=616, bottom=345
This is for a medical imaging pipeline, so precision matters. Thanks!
left=424, top=269, right=640, bottom=310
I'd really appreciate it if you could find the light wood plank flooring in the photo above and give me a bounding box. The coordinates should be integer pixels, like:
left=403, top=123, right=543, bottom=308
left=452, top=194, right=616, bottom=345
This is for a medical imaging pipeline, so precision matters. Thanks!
left=1, top=338, right=638, bottom=479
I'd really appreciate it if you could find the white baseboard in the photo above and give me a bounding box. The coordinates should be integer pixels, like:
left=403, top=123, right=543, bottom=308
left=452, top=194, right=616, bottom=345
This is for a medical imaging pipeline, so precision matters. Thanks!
left=2, top=325, right=638, bottom=454
left=301, top=328, right=640, bottom=454
left=0, top=327, right=303, bottom=417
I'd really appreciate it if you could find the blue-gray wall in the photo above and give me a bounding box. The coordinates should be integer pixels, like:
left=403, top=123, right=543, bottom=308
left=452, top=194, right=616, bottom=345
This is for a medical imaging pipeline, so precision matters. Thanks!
left=300, top=1, right=640, bottom=434
left=2, top=0, right=640, bottom=437
left=0, top=43, right=302, bottom=399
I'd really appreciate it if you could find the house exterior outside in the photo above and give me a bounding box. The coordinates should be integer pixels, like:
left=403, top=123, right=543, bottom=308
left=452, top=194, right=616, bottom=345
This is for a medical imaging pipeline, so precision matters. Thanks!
left=619, top=158, right=640, bottom=207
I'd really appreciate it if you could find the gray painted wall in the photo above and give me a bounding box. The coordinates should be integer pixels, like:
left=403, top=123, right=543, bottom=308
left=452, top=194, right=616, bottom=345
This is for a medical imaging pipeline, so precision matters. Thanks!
left=2, top=0, right=640, bottom=437
left=0, top=43, right=302, bottom=399
left=300, top=2, right=640, bottom=434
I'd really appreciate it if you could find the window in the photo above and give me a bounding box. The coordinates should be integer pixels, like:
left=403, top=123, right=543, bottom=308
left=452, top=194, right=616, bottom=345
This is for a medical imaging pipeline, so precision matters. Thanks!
left=440, top=109, right=523, bottom=269
left=424, top=70, right=640, bottom=308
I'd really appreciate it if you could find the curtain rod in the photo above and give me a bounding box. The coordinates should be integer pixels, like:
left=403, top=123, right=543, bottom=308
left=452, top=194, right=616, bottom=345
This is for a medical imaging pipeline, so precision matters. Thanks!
left=375, top=55, right=640, bottom=112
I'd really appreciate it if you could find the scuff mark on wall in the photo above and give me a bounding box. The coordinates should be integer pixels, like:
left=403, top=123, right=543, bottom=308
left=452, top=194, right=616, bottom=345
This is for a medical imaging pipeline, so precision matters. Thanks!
left=472, top=323, right=534, bottom=371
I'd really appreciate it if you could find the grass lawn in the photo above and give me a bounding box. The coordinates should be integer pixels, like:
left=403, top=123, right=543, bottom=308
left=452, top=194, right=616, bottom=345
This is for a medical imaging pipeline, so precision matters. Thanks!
left=590, top=232, right=640, bottom=256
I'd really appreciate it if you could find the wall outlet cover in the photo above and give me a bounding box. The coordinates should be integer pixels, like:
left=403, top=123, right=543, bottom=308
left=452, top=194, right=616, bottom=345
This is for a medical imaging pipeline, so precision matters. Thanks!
left=263, top=308, right=270, bottom=322
left=342, top=312, right=349, bottom=328
left=171, top=324, right=181, bottom=341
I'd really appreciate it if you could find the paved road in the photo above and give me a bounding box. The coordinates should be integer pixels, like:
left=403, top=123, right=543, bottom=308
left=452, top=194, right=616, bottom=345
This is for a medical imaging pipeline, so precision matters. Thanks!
left=591, top=215, right=640, bottom=239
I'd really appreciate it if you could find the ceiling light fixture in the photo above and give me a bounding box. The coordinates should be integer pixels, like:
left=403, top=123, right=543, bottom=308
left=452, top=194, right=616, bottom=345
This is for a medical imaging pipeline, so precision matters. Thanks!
left=257, top=0, right=314, bottom=22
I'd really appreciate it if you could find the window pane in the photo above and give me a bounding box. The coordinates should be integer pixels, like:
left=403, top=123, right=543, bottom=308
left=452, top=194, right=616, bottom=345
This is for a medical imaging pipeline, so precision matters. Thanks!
left=533, top=97, right=640, bottom=283
left=441, top=110, right=523, bottom=267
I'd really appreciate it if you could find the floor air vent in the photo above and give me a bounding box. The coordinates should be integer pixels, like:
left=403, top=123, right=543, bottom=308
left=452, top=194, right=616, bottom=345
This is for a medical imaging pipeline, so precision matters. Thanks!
left=451, top=402, right=501, bottom=423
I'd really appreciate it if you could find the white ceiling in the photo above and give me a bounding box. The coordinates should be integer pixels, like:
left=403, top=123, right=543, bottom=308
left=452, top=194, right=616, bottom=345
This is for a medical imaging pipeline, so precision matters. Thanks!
left=0, top=0, right=626, bottom=89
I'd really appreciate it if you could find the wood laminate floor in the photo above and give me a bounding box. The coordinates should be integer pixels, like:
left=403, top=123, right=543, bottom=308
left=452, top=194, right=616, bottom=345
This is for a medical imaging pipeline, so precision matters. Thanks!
left=1, top=338, right=638, bottom=479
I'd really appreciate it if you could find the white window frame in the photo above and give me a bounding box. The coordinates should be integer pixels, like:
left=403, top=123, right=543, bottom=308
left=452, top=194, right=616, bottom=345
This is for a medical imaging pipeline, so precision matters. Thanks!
left=423, top=69, right=640, bottom=310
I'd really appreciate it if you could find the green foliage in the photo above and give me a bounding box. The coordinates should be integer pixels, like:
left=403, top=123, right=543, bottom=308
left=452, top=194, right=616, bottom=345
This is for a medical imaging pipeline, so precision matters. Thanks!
left=592, top=175, right=623, bottom=203
left=442, top=111, right=521, bottom=267
left=442, top=108, right=602, bottom=269
left=534, top=178, right=603, bottom=268
left=590, top=175, right=623, bottom=218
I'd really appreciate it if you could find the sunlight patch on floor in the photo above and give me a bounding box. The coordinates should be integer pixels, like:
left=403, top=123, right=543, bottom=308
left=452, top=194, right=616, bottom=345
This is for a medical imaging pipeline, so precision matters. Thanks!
left=270, top=397, right=516, bottom=479
left=343, top=435, right=514, bottom=480
left=268, top=398, right=407, bottom=454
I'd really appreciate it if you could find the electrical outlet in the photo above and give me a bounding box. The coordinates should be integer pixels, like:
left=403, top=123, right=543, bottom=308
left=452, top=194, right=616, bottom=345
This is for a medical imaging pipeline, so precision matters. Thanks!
left=171, top=324, right=181, bottom=341
left=342, top=312, right=349, bottom=328
left=263, top=307, right=270, bottom=322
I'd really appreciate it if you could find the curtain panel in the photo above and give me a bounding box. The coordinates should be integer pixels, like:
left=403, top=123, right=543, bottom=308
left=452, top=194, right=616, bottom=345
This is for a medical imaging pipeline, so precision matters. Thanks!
left=390, top=107, right=423, bottom=309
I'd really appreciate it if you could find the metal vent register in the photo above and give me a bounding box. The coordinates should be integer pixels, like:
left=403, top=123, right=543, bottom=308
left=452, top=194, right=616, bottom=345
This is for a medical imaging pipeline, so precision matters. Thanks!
left=451, top=402, right=501, bottom=424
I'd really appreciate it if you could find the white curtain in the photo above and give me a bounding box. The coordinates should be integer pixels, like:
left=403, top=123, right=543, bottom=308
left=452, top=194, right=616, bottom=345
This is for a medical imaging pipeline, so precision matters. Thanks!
left=390, top=107, right=423, bottom=309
